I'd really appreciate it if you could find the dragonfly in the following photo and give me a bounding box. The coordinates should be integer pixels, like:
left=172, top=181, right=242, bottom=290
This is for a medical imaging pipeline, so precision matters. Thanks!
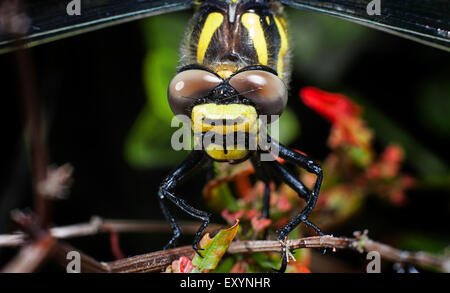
left=1, top=0, right=449, bottom=273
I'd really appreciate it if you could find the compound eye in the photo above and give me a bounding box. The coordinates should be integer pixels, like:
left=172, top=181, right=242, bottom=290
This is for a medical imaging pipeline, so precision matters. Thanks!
left=229, top=70, right=287, bottom=118
left=168, top=69, right=222, bottom=116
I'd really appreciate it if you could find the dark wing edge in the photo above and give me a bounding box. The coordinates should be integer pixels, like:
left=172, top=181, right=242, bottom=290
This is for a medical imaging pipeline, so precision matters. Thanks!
left=0, top=0, right=195, bottom=54
left=280, top=0, right=450, bottom=52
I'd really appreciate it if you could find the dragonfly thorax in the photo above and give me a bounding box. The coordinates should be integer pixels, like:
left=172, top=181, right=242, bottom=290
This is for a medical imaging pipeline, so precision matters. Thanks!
left=179, top=0, right=291, bottom=83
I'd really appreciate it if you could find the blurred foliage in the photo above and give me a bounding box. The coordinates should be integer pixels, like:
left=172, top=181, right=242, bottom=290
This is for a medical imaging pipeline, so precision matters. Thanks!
left=399, top=233, right=450, bottom=255
left=417, top=79, right=450, bottom=138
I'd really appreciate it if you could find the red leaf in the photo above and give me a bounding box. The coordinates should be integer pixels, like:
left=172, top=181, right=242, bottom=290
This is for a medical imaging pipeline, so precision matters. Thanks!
left=221, top=209, right=244, bottom=225
left=251, top=217, right=272, bottom=232
left=178, top=256, right=195, bottom=273
left=165, top=256, right=195, bottom=273
left=382, top=144, right=404, bottom=163
left=300, top=87, right=361, bottom=124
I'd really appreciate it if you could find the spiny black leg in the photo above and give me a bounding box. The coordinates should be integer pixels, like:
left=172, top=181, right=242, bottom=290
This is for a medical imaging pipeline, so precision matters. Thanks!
left=162, top=189, right=211, bottom=255
left=263, top=158, right=323, bottom=236
left=279, top=145, right=325, bottom=256
left=263, top=159, right=310, bottom=201
left=158, top=150, right=212, bottom=257
left=275, top=252, right=288, bottom=273
left=261, top=137, right=324, bottom=272
left=269, top=139, right=324, bottom=237
left=159, top=198, right=181, bottom=249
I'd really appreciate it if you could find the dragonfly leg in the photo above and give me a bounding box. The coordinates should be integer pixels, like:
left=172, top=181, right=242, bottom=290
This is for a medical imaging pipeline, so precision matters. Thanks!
left=259, top=138, right=324, bottom=272
left=158, top=150, right=211, bottom=257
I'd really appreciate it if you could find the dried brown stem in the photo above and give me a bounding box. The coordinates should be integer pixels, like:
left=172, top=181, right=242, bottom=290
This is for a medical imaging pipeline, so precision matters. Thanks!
left=227, top=235, right=449, bottom=272
left=1, top=0, right=52, bottom=227
left=99, top=234, right=449, bottom=273
left=0, top=217, right=224, bottom=247
left=51, top=242, right=111, bottom=273
left=1, top=235, right=56, bottom=273
left=106, top=246, right=195, bottom=273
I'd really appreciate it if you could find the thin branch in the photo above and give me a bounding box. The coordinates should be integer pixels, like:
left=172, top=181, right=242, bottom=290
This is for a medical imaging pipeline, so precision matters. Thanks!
left=227, top=234, right=450, bottom=272
left=0, top=0, right=54, bottom=227
left=51, top=242, right=111, bottom=273
left=1, top=234, right=56, bottom=273
left=100, top=233, right=449, bottom=273
left=0, top=217, right=224, bottom=247
left=106, top=246, right=195, bottom=273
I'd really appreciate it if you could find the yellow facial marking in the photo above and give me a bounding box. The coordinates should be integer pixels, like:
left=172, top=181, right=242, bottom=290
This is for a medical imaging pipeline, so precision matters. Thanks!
left=215, top=63, right=238, bottom=79
left=274, top=17, right=288, bottom=79
left=241, top=13, right=268, bottom=66
left=191, top=104, right=258, bottom=161
left=197, top=12, right=224, bottom=64
left=217, top=70, right=233, bottom=79
left=192, top=104, right=258, bottom=135
left=203, top=144, right=250, bottom=161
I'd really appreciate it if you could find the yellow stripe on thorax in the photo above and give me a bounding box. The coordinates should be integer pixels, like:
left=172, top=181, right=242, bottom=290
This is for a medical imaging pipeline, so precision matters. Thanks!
left=241, top=13, right=268, bottom=66
left=197, top=12, right=224, bottom=64
left=274, top=16, right=288, bottom=79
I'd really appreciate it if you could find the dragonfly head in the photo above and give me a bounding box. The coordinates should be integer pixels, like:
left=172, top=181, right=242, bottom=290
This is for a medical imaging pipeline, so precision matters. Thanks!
left=168, top=65, right=287, bottom=162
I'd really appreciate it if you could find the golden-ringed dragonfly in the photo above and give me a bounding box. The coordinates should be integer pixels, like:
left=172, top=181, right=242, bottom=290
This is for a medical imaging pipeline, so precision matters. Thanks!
left=1, top=0, right=449, bottom=273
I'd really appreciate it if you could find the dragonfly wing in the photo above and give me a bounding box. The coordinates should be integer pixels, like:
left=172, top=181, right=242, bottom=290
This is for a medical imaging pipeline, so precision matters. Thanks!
left=0, top=0, right=195, bottom=54
left=280, top=0, right=450, bottom=51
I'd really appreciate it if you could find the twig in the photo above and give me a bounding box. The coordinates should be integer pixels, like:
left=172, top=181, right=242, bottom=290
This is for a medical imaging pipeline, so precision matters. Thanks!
left=0, top=217, right=224, bottom=247
left=99, top=234, right=449, bottom=273
left=106, top=246, right=195, bottom=273
left=51, top=242, right=111, bottom=273
left=1, top=0, right=53, bottom=227
left=49, top=242, right=195, bottom=273
left=1, top=234, right=56, bottom=273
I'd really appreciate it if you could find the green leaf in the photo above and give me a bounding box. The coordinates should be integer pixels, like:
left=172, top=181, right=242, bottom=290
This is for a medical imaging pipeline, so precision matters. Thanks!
left=191, top=221, right=240, bottom=273
left=250, top=252, right=281, bottom=271
left=210, top=257, right=236, bottom=273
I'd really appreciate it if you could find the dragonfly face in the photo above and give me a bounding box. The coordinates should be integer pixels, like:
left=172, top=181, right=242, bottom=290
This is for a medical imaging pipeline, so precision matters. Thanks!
left=167, top=0, right=289, bottom=162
